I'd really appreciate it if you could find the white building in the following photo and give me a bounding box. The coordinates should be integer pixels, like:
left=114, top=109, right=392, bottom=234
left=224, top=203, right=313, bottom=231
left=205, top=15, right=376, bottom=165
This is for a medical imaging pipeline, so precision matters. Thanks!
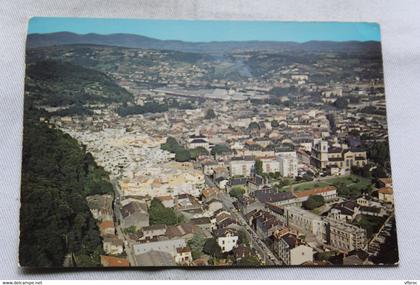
left=215, top=228, right=239, bottom=253
left=260, top=156, right=281, bottom=174
left=277, top=151, right=298, bottom=178
left=188, top=138, right=210, bottom=151
left=132, top=239, right=187, bottom=258
left=284, top=206, right=327, bottom=243
left=229, top=157, right=255, bottom=177
left=274, top=233, right=313, bottom=265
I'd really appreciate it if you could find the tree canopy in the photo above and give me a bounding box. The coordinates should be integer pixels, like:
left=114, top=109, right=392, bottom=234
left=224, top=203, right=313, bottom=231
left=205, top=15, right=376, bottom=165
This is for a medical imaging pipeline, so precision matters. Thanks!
left=203, top=238, right=224, bottom=259
left=20, top=109, right=112, bottom=267
left=302, top=195, right=325, bottom=210
left=205, top=108, right=216, bottom=119
left=333, top=97, right=348, bottom=109
left=236, top=255, right=260, bottom=266
left=161, top=137, right=192, bottom=162
left=149, top=198, right=180, bottom=225
left=189, top=147, right=209, bottom=159
left=248, top=122, right=260, bottom=130
left=211, top=144, right=231, bottom=155
left=187, top=233, right=207, bottom=259
left=26, top=60, right=132, bottom=106
left=271, top=120, right=279, bottom=128
left=229, top=186, right=245, bottom=199
left=255, top=160, right=263, bottom=176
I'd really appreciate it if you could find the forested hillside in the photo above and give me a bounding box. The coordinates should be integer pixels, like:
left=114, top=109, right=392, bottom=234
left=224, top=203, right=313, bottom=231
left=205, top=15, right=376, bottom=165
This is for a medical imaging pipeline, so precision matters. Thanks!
left=25, top=60, right=132, bottom=106
left=19, top=108, right=113, bottom=267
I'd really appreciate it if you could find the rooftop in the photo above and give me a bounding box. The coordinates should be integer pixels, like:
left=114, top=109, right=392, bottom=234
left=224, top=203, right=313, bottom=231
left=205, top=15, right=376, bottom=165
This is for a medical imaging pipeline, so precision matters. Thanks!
left=295, top=185, right=337, bottom=198
left=100, top=255, right=130, bottom=267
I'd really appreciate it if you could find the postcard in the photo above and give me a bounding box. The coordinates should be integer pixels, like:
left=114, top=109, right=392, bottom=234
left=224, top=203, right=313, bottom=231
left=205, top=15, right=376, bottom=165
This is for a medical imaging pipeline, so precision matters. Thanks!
left=20, top=17, right=398, bottom=267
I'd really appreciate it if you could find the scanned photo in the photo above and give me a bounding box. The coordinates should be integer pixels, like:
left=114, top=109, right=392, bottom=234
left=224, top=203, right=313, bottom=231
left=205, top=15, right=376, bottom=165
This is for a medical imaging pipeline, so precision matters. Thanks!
left=20, top=18, right=398, bottom=267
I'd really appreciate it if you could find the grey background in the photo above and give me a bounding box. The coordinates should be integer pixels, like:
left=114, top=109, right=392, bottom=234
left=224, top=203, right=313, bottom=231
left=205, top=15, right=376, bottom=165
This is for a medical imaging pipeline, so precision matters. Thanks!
left=1, top=0, right=419, bottom=280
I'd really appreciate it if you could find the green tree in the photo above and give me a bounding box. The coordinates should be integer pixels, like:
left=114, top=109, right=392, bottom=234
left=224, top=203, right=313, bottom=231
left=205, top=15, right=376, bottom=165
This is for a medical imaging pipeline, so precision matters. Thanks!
left=211, top=144, right=231, bottom=155
left=237, top=255, right=260, bottom=266
left=149, top=198, right=180, bottom=225
left=175, top=149, right=191, bottom=162
left=27, top=60, right=132, bottom=106
left=20, top=110, right=107, bottom=267
left=187, top=233, right=207, bottom=259
left=356, top=215, right=386, bottom=238
left=203, top=238, right=224, bottom=259
left=205, top=108, right=216, bottom=119
left=237, top=229, right=249, bottom=245
left=368, top=141, right=390, bottom=168
left=255, top=160, right=263, bottom=176
left=333, top=97, right=348, bottom=109
left=302, top=195, right=325, bottom=210
left=189, top=147, right=209, bottom=159
left=371, top=166, right=387, bottom=179
left=248, top=122, right=260, bottom=130
left=124, top=226, right=137, bottom=234
left=229, top=186, right=245, bottom=199
left=271, top=120, right=279, bottom=128
left=161, top=136, right=180, bottom=152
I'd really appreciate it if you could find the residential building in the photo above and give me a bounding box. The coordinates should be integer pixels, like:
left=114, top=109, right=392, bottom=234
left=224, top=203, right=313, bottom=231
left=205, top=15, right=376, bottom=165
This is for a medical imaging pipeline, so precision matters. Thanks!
left=175, top=247, right=193, bottom=265
left=207, top=199, right=223, bottom=213
left=86, top=194, right=113, bottom=221
left=254, top=211, right=284, bottom=239
left=273, top=232, right=313, bottom=265
left=215, top=228, right=239, bottom=253
left=99, top=220, right=115, bottom=236
left=277, top=151, right=298, bottom=178
left=103, top=236, right=124, bottom=255
left=119, top=199, right=149, bottom=230
left=254, top=188, right=297, bottom=207
left=259, top=156, right=280, bottom=174
left=325, top=218, right=367, bottom=252
left=157, top=195, right=175, bottom=208
left=190, top=217, right=213, bottom=232
left=133, top=250, right=176, bottom=267
left=378, top=187, right=394, bottom=204
left=166, top=223, right=202, bottom=240
left=229, top=157, right=255, bottom=177
left=284, top=206, right=326, bottom=242
left=141, top=224, right=167, bottom=240
left=132, top=239, right=187, bottom=257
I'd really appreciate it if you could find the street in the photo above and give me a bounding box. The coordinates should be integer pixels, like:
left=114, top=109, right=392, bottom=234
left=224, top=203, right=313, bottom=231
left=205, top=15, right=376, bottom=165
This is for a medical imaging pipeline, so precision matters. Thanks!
left=206, top=176, right=282, bottom=265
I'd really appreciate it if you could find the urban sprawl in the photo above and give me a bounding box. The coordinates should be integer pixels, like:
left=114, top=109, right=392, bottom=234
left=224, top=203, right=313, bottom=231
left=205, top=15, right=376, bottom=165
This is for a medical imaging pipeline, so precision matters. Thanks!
left=30, top=42, right=396, bottom=267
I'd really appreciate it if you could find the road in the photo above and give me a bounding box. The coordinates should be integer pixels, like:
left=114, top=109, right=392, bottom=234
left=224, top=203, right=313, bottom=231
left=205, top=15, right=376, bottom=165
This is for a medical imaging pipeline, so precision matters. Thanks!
left=110, top=177, right=137, bottom=266
left=205, top=176, right=282, bottom=265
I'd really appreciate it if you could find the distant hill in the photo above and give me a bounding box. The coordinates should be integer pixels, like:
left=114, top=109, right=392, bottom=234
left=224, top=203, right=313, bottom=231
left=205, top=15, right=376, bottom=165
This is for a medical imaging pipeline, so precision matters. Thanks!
left=27, top=32, right=381, bottom=54
left=25, top=60, right=132, bottom=106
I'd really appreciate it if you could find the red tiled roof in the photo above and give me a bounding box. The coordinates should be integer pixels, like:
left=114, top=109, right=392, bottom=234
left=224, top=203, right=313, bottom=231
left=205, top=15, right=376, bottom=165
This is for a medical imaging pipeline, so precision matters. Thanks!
left=176, top=247, right=192, bottom=254
left=100, top=220, right=114, bottom=230
left=295, top=186, right=337, bottom=198
left=378, top=187, right=393, bottom=195
left=100, top=255, right=129, bottom=267
left=157, top=195, right=174, bottom=201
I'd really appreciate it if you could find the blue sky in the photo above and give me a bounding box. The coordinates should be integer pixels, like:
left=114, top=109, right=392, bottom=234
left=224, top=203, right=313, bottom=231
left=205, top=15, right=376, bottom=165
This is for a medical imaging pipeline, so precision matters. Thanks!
left=28, top=17, right=381, bottom=43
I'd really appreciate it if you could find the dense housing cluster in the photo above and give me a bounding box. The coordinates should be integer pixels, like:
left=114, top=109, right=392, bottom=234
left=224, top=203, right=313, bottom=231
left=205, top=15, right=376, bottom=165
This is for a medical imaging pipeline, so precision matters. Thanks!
left=23, top=38, right=397, bottom=267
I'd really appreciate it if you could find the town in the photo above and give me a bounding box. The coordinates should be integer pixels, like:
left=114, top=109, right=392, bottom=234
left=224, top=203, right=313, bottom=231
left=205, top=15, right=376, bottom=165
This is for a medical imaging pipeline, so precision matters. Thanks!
left=29, top=40, right=396, bottom=267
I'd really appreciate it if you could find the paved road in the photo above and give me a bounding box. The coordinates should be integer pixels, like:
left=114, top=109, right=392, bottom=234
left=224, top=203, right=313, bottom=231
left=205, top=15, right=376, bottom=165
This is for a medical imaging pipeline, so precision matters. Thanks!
left=110, top=177, right=138, bottom=265
left=205, top=176, right=282, bottom=265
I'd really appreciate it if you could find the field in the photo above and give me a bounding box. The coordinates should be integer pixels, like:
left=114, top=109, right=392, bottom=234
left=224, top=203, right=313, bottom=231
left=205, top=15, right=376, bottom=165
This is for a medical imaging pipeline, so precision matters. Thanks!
left=279, top=174, right=373, bottom=193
